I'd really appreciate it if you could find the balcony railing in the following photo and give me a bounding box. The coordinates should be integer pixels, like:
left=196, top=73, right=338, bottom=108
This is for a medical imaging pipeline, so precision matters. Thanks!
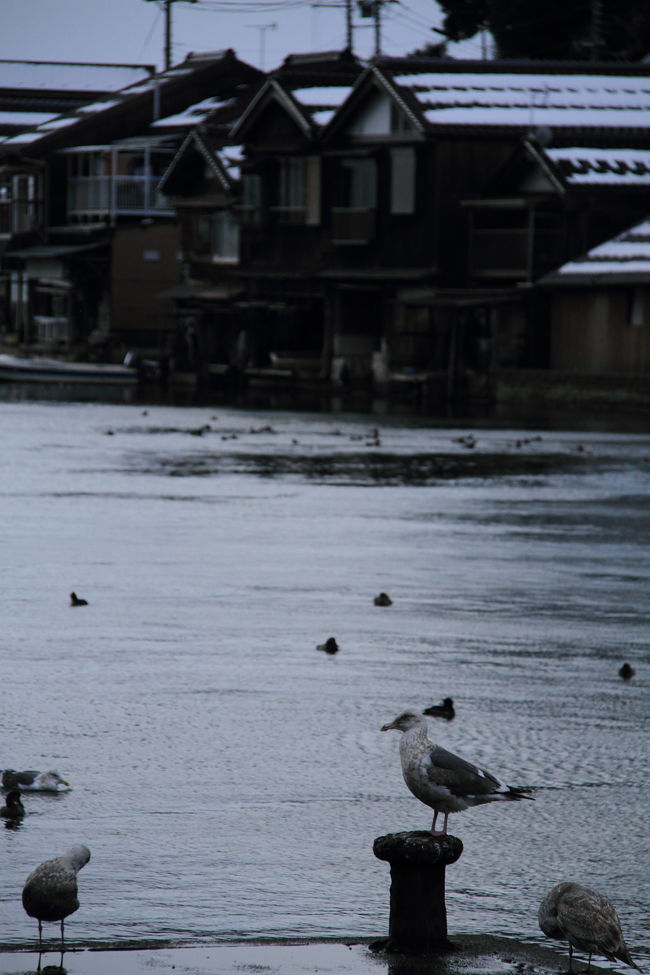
left=67, top=176, right=173, bottom=218
left=470, top=228, right=563, bottom=279
left=332, top=207, right=375, bottom=244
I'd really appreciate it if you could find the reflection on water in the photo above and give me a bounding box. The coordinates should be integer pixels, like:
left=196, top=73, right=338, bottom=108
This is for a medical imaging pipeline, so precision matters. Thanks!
left=0, top=398, right=648, bottom=973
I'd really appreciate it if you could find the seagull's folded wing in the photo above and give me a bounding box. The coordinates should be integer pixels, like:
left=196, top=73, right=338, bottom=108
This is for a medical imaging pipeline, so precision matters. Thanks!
left=427, top=745, right=503, bottom=795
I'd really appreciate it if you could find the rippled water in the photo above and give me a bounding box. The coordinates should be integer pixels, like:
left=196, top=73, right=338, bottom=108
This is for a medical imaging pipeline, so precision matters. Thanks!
left=1, top=398, right=648, bottom=969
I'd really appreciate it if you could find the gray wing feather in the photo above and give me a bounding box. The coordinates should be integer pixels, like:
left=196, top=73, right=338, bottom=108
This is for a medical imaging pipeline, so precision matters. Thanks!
left=427, top=745, right=503, bottom=795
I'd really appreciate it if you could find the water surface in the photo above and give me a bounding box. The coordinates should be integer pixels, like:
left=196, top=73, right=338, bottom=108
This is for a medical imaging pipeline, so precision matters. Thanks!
left=1, top=400, right=648, bottom=969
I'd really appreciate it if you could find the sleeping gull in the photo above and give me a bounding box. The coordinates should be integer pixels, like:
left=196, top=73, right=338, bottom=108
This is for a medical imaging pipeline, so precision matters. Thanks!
left=23, top=845, right=91, bottom=950
left=0, top=789, right=25, bottom=821
left=539, top=882, right=640, bottom=972
left=2, top=769, right=70, bottom=792
left=381, top=710, right=533, bottom=834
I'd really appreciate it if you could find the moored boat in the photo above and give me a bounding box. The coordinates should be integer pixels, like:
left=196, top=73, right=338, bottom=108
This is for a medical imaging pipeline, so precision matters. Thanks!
left=0, top=354, right=138, bottom=385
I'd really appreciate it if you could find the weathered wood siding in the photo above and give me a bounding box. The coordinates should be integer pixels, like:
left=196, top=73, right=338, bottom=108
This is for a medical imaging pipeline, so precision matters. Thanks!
left=551, top=287, right=650, bottom=373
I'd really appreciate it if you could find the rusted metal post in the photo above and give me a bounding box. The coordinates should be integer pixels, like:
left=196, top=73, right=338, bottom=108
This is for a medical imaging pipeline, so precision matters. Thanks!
left=373, top=831, right=463, bottom=953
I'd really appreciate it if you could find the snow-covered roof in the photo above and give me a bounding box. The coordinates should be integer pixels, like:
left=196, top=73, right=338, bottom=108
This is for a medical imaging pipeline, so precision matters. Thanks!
left=151, top=95, right=236, bottom=129
left=291, top=85, right=353, bottom=127
left=390, top=69, right=650, bottom=130
left=0, top=60, right=153, bottom=93
left=0, top=110, right=57, bottom=127
left=543, top=219, right=650, bottom=283
left=0, top=51, right=242, bottom=150
left=546, top=146, right=650, bottom=185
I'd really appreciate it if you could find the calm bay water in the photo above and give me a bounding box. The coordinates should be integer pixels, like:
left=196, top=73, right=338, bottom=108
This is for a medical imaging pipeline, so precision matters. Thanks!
left=1, top=395, right=648, bottom=968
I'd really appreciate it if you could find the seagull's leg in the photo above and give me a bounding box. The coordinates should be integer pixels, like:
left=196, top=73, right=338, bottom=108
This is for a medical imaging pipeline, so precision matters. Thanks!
left=567, top=943, right=573, bottom=973
left=60, top=918, right=65, bottom=953
left=37, top=919, right=42, bottom=948
left=430, top=810, right=448, bottom=836
left=586, top=953, right=592, bottom=972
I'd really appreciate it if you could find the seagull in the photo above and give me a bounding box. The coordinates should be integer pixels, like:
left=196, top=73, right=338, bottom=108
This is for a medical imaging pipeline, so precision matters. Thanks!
left=70, top=592, right=88, bottom=606
left=423, top=698, right=455, bottom=720
left=23, top=845, right=91, bottom=951
left=619, top=663, right=635, bottom=681
left=0, top=789, right=25, bottom=820
left=316, top=637, right=339, bottom=655
left=374, top=593, right=393, bottom=606
left=380, top=710, right=533, bottom=834
left=539, top=882, right=640, bottom=972
left=1, top=770, right=71, bottom=792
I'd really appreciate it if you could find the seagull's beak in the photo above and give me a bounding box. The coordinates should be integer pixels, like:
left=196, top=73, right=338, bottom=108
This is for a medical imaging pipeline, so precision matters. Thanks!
left=380, top=720, right=396, bottom=731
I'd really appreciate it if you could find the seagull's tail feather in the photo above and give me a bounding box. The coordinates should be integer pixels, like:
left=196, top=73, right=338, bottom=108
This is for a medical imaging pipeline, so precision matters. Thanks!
left=505, top=786, right=535, bottom=801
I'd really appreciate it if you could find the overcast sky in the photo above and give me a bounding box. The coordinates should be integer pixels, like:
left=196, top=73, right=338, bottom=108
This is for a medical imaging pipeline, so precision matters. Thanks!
left=2, top=0, right=484, bottom=73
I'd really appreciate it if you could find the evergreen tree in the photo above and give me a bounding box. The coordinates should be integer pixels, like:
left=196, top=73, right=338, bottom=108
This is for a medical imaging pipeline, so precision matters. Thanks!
left=436, top=0, right=650, bottom=61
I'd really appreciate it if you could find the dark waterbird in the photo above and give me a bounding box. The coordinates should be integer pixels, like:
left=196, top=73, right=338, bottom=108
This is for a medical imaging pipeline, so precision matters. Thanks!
left=423, top=697, right=455, bottom=720
left=69, top=592, right=88, bottom=607
left=0, top=789, right=25, bottom=820
left=539, top=882, right=640, bottom=972
left=619, top=662, right=635, bottom=680
left=23, top=845, right=91, bottom=951
left=373, top=592, right=392, bottom=606
left=316, top=637, right=339, bottom=655
left=381, top=710, right=533, bottom=835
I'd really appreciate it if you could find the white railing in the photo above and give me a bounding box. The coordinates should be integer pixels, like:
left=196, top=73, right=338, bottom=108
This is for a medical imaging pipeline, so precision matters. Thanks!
left=67, top=176, right=173, bottom=217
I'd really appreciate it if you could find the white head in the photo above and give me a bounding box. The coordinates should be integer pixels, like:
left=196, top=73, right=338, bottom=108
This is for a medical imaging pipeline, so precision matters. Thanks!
left=63, top=845, right=91, bottom=872
left=380, top=711, right=427, bottom=733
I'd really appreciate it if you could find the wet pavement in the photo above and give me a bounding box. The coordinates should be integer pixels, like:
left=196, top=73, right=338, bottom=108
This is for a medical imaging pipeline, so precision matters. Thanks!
left=0, top=936, right=619, bottom=975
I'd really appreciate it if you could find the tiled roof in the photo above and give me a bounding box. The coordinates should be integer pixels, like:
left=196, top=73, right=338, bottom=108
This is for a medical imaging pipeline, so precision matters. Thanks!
left=546, top=147, right=650, bottom=185
left=290, top=85, right=356, bottom=126
left=543, top=220, right=650, bottom=283
left=0, top=50, right=256, bottom=151
left=386, top=66, right=650, bottom=131
left=0, top=60, right=153, bottom=94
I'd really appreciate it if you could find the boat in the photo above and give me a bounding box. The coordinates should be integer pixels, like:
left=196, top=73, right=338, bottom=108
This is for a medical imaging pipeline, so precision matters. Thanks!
left=0, top=354, right=139, bottom=385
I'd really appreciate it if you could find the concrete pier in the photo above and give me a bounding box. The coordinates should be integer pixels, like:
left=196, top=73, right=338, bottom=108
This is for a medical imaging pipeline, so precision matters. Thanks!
left=373, top=831, right=464, bottom=953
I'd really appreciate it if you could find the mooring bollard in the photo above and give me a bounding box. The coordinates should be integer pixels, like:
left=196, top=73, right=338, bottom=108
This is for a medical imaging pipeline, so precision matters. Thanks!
left=373, top=830, right=463, bottom=953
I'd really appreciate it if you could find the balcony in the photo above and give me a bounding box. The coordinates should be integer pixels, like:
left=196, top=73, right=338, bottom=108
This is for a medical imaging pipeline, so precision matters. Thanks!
left=67, top=176, right=174, bottom=220
left=332, top=208, right=375, bottom=245
left=470, top=228, right=563, bottom=280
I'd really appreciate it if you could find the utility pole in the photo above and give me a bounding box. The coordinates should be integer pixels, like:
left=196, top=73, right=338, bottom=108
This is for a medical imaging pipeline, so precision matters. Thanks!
left=312, top=1, right=354, bottom=52
left=143, top=0, right=197, bottom=71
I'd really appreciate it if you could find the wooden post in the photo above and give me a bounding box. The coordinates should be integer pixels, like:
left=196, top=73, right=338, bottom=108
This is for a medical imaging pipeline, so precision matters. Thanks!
left=373, top=831, right=463, bottom=953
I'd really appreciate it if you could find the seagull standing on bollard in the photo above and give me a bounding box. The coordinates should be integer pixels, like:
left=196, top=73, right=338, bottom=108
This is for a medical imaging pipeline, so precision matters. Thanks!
left=381, top=710, right=533, bottom=834
left=539, top=882, right=640, bottom=972
left=22, top=845, right=91, bottom=951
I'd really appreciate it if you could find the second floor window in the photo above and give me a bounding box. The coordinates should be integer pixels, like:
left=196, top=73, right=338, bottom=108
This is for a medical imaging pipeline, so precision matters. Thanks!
left=276, top=157, right=321, bottom=225
left=194, top=211, right=239, bottom=263
left=341, top=158, right=377, bottom=209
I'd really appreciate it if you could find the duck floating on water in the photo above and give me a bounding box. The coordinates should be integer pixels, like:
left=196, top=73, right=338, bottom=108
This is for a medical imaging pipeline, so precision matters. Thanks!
left=69, top=592, right=88, bottom=607
left=1, top=789, right=25, bottom=820
left=316, top=637, right=339, bottom=655
left=618, top=662, right=635, bottom=681
left=423, top=697, right=455, bottom=720
left=374, top=592, right=393, bottom=607
left=2, top=769, right=70, bottom=792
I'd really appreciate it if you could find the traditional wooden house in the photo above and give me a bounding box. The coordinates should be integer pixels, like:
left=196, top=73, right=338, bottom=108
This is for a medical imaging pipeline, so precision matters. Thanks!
left=537, top=217, right=650, bottom=400
left=0, top=51, right=261, bottom=358
left=165, top=55, right=650, bottom=400
left=158, top=49, right=363, bottom=386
